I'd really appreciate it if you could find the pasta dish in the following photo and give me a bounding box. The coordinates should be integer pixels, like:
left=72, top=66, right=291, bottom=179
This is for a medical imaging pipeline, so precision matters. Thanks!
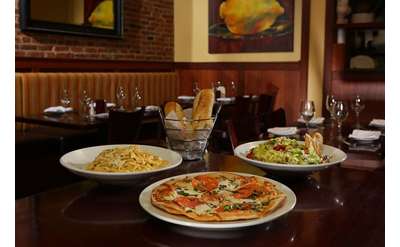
left=86, top=145, right=169, bottom=172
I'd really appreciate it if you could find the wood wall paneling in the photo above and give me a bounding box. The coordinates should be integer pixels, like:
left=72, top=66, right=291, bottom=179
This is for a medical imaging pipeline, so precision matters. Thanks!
left=244, top=70, right=302, bottom=122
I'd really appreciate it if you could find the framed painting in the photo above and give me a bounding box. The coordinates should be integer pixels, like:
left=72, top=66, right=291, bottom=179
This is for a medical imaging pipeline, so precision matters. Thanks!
left=209, top=0, right=294, bottom=53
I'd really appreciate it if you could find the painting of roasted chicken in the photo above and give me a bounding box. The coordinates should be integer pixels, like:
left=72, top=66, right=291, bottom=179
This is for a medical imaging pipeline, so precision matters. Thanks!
left=209, top=0, right=294, bottom=53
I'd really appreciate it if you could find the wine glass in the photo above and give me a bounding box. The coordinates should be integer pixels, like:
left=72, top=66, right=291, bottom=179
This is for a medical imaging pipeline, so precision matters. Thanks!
left=60, top=88, right=71, bottom=108
left=192, top=82, right=200, bottom=96
left=230, top=81, right=237, bottom=97
left=214, top=81, right=223, bottom=98
left=325, top=94, right=336, bottom=124
left=79, top=90, right=91, bottom=117
left=333, top=100, right=349, bottom=141
left=116, top=86, right=126, bottom=110
left=300, top=100, right=315, bottom=131
left=132, top=86, right=143, bottom=110
left=350, top=95, right=365, bottom=128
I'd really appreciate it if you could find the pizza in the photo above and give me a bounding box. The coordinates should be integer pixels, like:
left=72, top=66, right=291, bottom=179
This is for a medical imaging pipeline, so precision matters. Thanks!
left=151, top=172, right=286, bottom=222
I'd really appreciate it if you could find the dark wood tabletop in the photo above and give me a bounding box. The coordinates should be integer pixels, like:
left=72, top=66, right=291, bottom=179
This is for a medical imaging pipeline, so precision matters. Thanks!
left=16, top=142, right=384, bottom=247
left=16, top=110, right=160, bottom=130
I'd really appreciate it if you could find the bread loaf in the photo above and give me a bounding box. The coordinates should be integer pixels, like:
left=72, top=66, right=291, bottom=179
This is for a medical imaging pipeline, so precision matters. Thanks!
left=164, top=101, right=186, bottom=129
left=304, top=132, right=323, bottom=157
left=312, top=132, right=323, bottom=157
left=164, top=102, right=184, bottom=120
left=192, top=89, right=215, bottom=129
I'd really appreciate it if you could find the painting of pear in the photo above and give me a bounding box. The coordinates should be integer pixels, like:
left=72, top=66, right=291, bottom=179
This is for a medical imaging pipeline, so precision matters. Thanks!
left=219, top=0, right=285, bottom=35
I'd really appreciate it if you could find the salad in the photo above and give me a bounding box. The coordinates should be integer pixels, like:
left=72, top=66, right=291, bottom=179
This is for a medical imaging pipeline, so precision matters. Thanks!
left=246, top=135, right=329, bottom=165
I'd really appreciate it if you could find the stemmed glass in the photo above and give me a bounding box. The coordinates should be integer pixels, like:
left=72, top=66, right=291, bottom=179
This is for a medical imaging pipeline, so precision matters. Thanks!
left=325, top=94, right=336, bottom=125
left=116, top=86, right=127, bottom=110
left=79, top=90, right=91, bottom=117
left=192, top=82, right=200, bottom=96
left=300, top=100, right=315, bottom=131
left=350, top=95, right=365, bottom=129
left=60, top=89, right=71, bottom=108
left=214, top=81, right=224, bottom=98
left=333, top=100, right=349, bottom=141
left=230, top=81, right=237, bottom=97
left=132, top=86, right=143, bottom=110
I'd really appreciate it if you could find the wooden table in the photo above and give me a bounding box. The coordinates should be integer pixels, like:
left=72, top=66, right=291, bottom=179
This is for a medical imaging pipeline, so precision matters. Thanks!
left=16, top=150, right=384, bottom=246
left=16, top=110, right=160, bottom=130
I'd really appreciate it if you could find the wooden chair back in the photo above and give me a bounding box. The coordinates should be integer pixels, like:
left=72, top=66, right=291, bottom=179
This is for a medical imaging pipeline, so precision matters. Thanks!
left=107, top=107, right=145, bottom=144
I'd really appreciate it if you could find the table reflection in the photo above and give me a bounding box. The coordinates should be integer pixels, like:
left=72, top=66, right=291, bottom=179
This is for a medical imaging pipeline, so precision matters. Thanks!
left=292, top=176, right=344, bottom=212
left=62, top=185, right=149, bottom=225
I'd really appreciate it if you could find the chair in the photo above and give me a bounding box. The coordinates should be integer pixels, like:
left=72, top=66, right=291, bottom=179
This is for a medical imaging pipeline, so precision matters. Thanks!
left=255, top=94, right=276, bottom=133
left=107, top=107, right=145, bottom=144
left=226, top=107, right=287, bottom=153
left=222, top=96, right=261, bottom=153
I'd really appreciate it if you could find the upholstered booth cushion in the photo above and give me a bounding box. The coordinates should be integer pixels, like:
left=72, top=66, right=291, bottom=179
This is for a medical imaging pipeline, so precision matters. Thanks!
left=16, top=72, right=180, bottom=118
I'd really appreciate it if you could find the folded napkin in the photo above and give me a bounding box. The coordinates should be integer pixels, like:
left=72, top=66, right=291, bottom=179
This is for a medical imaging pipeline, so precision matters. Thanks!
left=43, top=106, right=73, bottom=113
left=92, top=102, right=116, bottom=108
left=216, top=97, right=234, bottom=102
left=106, top=102, right=116, bottom=108
left=349, top=129, right=381, bottom=141
left=94, top=112, right=109, bottom=119
left=145, top=105, right=160, bottom=112
left=297, top=117, right=325, bottom=125
left=178, top=95, right=195, bottom=100
left=267, top=127, right=298, bottom=136
left=369, top=119, right=385, bottom=128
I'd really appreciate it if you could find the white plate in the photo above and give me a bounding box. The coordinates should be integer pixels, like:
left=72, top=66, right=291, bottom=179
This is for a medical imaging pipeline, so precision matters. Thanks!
left=60, top=145, right=182, bottom=185
left=216, top=97, right=234, bottom=102
left=94, top=112, right=109, bottom=119
left=178, top=96, right=195, bottom=101
left=234, top=141, right=347, bottom=173
left=297, top=117, right=325, bottom=126
left=267, top=127, right=298, bottom=136
left=139, top=172, right=296, bottom=229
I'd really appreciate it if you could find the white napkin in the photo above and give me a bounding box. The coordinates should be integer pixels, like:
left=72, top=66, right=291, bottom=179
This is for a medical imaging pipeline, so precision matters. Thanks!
left=92, top=102, right=115, bottom=108
left=145, top=105, right=160, bottom=112
left=369, top=119, right=385, bottom=128
left=268, top=127, right=298, bottom=136
left=94, top=112, right=109, bottom=119
left=349, top=129, right=381, bottom=141
left=178, top=95, right=195, bottom=100
left=43, top=106, right=73, bottom=113
left=106, top=102, right=116, bottom=108
left=297, top=117, right=325, bottom=125
left=217, top=97, right=234, bottom=102
left=183, top=108, right=192, bottom=119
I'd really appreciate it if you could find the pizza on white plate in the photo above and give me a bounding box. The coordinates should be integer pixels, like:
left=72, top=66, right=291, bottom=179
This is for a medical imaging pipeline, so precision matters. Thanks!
left=151, top=172, right=286, bottom=222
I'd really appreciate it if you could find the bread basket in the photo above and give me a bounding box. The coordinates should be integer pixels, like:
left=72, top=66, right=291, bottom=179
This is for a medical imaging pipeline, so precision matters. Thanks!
left=159, top=104, right=221, bottom=160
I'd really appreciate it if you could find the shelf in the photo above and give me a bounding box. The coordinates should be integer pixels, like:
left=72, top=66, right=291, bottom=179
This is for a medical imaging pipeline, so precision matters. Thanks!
left=348, top=50, right=385, bottom=56
left=335, top=22, right=385, bottom=29
left=332, top=71, right=385, bottom=81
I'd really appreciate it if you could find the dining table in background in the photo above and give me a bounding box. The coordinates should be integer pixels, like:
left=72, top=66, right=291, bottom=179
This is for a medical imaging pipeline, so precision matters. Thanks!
left=15, top=124, right=384, bottom=247
left=15, top=110, right=161, bottom=130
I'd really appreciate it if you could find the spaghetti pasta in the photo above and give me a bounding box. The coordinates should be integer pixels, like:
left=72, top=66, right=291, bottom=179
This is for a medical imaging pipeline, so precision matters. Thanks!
left=86, top=145, right=169, bottom=172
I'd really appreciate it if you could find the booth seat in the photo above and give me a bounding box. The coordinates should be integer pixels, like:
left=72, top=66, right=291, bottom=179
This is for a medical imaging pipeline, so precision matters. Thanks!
left=15, top=72, right=180, bottom=119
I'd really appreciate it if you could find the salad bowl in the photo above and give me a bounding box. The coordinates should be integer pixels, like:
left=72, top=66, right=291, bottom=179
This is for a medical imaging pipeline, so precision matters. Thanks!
left=234, top=140, right=347, bottom=173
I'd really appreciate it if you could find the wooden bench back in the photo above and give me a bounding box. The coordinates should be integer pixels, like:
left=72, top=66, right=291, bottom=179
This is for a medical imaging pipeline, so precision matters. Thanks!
left=16, top=72, right=180, bottom=117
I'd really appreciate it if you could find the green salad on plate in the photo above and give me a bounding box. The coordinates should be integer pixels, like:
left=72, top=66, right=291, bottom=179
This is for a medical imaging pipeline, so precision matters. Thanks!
left=246, top=137, right=328, bottom=165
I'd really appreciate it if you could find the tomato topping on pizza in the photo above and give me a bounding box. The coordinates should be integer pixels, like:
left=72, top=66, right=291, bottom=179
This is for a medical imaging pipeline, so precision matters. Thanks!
left=151, top=172, right=286, bottom=222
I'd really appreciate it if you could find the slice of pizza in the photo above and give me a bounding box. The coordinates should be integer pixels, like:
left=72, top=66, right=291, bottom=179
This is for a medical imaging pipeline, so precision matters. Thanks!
left=151, top=172, right=286, bottom=222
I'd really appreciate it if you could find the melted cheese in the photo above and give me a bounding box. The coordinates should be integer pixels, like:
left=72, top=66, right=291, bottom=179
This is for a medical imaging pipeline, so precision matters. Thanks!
left=178, top=188, right=202, bottom=196
left=163, top=190, right=178, bottom=201
left=194, top=204, right=213, bottom=215
left=226, top=197, right=256, bottom=204
left=218, top=180, right=239, bottom=191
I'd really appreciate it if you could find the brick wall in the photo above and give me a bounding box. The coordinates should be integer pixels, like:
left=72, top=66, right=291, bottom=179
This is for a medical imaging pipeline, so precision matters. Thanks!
left=15, top=0, right=173, bottom=61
